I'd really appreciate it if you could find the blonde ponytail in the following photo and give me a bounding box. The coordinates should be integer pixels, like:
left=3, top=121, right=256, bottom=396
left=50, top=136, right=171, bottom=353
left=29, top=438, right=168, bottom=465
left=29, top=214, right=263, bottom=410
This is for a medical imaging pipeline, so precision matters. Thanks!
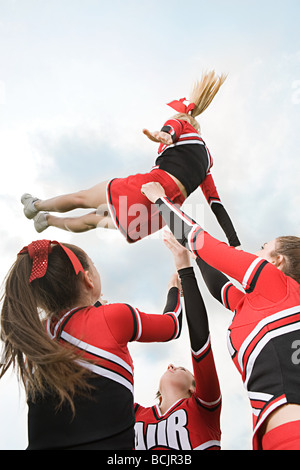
left=172, top=70, right=227, bottom=133
left=190, top=70, right=227, bottom=117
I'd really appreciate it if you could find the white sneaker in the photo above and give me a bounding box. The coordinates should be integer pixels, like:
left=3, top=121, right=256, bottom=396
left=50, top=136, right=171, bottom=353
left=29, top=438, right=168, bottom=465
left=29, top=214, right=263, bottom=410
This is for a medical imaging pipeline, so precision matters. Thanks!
left=21, top=193, right=40, bottom=219
left=33, top=212, right=49, bottom=233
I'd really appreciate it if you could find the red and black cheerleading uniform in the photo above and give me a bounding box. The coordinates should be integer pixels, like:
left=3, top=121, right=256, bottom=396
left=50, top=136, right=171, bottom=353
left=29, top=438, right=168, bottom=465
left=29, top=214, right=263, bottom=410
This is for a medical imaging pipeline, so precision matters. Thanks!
left=26, top=290, right=182, bottom=450
left=134, top=267, right=222, bottom=450
left=106, top=118, right=240, bottom=247
left=154, top=196, right=300, bottom=450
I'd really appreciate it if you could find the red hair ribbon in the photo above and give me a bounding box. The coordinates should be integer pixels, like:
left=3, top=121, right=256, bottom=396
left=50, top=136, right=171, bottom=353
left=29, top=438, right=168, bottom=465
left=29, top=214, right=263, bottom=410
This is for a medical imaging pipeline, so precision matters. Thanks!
left=167, top=97, right=195, bottom=114
left=18, top=240, right=85, bottom=283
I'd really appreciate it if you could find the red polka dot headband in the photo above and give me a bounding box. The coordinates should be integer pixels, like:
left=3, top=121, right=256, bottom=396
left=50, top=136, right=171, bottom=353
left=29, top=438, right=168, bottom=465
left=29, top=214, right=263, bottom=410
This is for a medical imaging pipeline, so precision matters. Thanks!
left=18, top=240, right=85, bottom=283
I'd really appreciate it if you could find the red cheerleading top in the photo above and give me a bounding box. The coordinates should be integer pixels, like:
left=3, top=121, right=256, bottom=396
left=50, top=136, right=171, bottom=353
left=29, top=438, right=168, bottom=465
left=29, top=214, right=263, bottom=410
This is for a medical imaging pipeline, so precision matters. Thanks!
left=134, top=267, right=222, bottom=450
left=155, top=196, right=300, bottom=450
left=155, top=118, right=212, bottom=196
left=154, top=118, right=240, bottom=247
left=26, top=289, right=182, bottom=450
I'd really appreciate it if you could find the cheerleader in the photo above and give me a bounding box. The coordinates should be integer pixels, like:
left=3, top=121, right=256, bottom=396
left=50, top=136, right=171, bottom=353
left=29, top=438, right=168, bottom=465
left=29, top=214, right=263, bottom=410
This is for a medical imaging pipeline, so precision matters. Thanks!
left=134, top=232, right=221, bottom=450
left=21, top=71, right=240, bottom=247
left=0, top=239, right=182, bottom=450
left=141, top=181, right=300, bottom=450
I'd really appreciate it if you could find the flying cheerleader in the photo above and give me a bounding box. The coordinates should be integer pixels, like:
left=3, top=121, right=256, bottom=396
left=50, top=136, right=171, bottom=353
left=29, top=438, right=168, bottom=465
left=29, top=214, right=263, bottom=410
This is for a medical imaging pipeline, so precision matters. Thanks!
left=21, top=70, right=240, bottom=247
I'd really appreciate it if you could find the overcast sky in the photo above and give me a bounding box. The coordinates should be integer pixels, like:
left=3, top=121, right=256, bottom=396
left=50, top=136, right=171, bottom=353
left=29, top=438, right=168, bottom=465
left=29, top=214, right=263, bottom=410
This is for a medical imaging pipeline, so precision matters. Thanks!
left=0, top=0, right=299, bottom=450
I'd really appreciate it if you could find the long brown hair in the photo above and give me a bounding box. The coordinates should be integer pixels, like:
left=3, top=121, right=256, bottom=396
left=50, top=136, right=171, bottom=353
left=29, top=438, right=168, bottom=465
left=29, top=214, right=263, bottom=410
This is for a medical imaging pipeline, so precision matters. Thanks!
left=273, top=236, right=300, bottom=284
left=0, top=243, right=93, bottom=412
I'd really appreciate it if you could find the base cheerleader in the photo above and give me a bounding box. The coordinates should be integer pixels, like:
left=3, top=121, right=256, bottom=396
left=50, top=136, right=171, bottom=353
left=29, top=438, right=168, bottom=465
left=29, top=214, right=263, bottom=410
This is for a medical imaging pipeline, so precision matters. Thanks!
left=134, top=232, right=221, bottom=450
left=141, top=181, right=300, bottom=450
left=0, top=238, right=182, bottom=449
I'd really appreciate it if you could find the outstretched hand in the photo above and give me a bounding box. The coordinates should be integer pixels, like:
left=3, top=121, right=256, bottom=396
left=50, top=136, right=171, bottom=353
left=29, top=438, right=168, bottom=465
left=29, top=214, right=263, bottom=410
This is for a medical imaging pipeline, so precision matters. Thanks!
left=141, top=181, right=166, bottom=203
left=163, top=230, right=191, bottom=271
left=143, top=128, right=173, bottom=145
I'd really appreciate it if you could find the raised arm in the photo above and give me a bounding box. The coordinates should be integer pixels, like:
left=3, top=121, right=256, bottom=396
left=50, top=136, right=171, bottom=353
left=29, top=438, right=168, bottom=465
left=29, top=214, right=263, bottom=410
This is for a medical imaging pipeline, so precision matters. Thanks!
left=104, top=286, right=182, bottom=345
left=163, top=232, right=221, bottom=407
left=143, top=118, right=183, bottom=145
left=196, top=257, right=245, bottom=312
left=141, top=182, right=287, bottom=303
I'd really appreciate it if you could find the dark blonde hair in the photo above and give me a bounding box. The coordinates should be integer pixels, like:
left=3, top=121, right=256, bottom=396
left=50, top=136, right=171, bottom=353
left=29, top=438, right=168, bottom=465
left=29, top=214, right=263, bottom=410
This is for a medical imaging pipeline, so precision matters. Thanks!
left=273, top=236, right=300, bottom=284
left=0, top=243, right=93, bottom=412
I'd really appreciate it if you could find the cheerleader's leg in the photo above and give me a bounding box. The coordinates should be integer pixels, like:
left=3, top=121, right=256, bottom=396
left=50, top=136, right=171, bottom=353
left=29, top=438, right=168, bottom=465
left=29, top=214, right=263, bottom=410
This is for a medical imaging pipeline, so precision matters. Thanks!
left=34, top=180, right=109, bottom=213
left=45, top=210, right=116, bottom=233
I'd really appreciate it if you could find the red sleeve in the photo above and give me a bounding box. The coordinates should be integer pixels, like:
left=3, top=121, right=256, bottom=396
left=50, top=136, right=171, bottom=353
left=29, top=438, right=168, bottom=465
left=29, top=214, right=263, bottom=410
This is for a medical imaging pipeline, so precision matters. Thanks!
left=189, top=227, right=288, bottom=302
left=160, top=118, right=183, bottom=143
left=104, top=294, right=182, bottom=344
left=200, top=173, right=241, bottom=247
left=220, top=281, right=245, bottom=311
left=178, top=267, right=221, bottom=408
left=192, top=340, right=221, bottom=410
left=200, top=172, right=220, bottom=204
left=155, top=197, right=286, bottom=303
left=134, top=309, right=181, bottom=342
